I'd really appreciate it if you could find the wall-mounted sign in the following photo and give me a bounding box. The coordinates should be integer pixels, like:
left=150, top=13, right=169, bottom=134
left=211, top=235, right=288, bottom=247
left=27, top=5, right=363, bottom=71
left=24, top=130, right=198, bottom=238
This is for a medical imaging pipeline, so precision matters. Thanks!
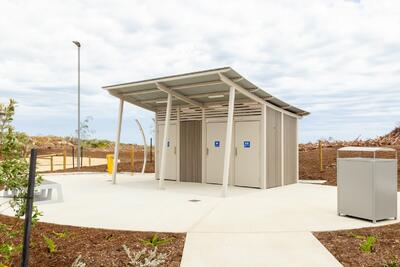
left=244, top=141, right=251, bottom=148
left=214, top=140, right=220, bottom=148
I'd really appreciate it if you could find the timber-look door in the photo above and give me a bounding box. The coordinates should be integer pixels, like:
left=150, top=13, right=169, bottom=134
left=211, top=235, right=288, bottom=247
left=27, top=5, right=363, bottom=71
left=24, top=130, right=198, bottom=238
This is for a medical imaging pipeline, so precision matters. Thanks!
left=180, top=120, right=202, bottom=183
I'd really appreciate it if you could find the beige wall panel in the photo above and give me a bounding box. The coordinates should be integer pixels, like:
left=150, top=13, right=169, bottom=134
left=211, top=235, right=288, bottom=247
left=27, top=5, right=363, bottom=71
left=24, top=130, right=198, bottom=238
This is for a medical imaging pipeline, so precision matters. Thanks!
left=266, top=107, right=282, bottom=188
left=284, top=115, right=297, bottom=185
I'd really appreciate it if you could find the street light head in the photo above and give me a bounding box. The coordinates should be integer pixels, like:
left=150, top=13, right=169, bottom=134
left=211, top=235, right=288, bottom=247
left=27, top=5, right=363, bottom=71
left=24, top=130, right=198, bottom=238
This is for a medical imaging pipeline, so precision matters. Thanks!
left=72, top=41, right=81, bottom=47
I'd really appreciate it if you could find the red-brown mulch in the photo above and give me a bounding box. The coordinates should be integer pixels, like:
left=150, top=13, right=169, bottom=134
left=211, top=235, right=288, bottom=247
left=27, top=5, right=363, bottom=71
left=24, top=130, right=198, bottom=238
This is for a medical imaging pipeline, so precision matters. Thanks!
left=299, top=145, right=400, bottom=191
left=314, top=223, right=400, bottom=267
left=0, top=215, right=185, bottom=267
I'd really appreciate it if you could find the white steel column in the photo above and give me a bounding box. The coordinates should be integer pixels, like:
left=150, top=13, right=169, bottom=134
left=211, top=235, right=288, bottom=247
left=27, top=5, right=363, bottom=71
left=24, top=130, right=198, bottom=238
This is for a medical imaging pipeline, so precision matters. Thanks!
left=281, top=112, right=285, bottom=186
left=222, top=87, right=235, bottom=197
left=177, top=106, right=181, bottom=182
left=135, top=119, right=147, bottom=174
left=112, top=98, right=124, bottom=184
left=159, top=93, right=172, bottom=189
left=295, top=119, right=299, bottom=182
left=201, top=108, right=206, bottom=183
left=261, top=104, right=267, bottom=189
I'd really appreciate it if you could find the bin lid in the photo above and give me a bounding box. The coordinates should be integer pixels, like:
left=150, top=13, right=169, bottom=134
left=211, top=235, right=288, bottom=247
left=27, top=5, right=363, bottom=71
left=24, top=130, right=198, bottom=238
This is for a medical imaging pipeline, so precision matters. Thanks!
left=338, top=146, right=396, bottom=152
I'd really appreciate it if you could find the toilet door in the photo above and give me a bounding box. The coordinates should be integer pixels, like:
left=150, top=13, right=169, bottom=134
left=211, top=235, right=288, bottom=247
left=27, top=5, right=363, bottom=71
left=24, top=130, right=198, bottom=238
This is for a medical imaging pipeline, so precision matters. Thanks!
left=235, top=121, right=260, bottom=187
left=206, top=122, right=226, bottom=184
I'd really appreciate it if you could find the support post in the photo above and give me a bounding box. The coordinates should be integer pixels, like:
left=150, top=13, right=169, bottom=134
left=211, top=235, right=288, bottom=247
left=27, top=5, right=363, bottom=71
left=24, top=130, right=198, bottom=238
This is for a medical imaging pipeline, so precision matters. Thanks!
left=72, top=146, right=75, bottom=169
left=319, top=140, right=323, bottom=172
left=22, top=149, right=37, bottom=267
left=201, top=108, right=206, bottom=183
left=135, top=119, right=147, bottom=174
left=63, top=146, right=67, bottom=170
left=222, top=87, right=235, bottom=197
left=50, top=156, right=54, bottom=172
left=131, top=145, right=135, bottom=175
left=159, top=93, right=172, bottom=189
left=295, top=119, right=299, bottom=182
left=281, top=112, right=284, bottom=186
left=112, top=98, right=124, bottom=184
left=261, top=104, right=267, bottom=189
left=150, top=138, right=153, bottom=162
left=177, top=106, right=180, bottom=182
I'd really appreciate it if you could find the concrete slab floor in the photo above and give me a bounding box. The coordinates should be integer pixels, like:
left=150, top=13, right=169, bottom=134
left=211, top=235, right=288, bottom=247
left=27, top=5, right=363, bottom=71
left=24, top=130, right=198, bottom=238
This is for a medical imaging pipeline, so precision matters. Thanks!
left=1, top=173, right=398, bottom=266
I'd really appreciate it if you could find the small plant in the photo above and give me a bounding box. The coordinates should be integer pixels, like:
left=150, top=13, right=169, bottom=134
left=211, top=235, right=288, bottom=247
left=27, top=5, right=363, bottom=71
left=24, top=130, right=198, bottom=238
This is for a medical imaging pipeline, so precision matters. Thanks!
left=71, top=255, right=86, bottom=267
left=384, top=257, right=399, bottom=267
left=122, top=245, right=167, bottom=267
left=350, top=233, right=377, bottom=253
left=42, top=235, right=57, bottom=253
left=52, top=230, right=70, bottom=238
left=140, top=234, right=173, bottom=248
left=360, top=235, right=376, bottom=253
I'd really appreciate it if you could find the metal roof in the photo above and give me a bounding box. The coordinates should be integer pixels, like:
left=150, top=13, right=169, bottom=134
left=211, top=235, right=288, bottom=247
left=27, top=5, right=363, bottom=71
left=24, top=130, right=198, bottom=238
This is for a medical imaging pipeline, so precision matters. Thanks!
left=103, top=67, right=309, bottom=117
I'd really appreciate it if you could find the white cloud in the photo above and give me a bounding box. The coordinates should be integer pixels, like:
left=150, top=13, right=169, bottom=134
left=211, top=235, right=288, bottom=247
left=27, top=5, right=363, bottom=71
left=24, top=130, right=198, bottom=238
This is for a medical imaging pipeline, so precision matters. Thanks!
left=1, top=0, right=400, bottom=143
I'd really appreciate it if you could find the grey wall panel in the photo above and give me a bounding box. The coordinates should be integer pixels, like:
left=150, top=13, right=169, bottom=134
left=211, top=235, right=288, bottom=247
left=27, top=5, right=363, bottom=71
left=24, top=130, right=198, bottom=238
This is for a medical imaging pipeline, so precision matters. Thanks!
left=180, top=120, right=202, bottom=183
left=266, top=107, right=282, bottom=188
left=284, top=115, right=297, bottom=185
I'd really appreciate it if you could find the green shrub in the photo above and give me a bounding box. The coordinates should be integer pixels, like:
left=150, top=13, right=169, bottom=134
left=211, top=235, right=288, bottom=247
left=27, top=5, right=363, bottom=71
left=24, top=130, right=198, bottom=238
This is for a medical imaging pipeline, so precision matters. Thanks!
left=42, top=235, right=57, bottom=253
left=140, top=234, right=173, bottom=247
left=360, top=236, right=376, bottom=253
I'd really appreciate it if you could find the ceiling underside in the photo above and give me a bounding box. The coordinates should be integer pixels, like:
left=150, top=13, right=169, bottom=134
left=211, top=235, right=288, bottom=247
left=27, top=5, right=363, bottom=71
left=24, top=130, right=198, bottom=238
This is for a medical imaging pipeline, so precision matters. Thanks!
left=103, top=67, right=309, bottom=117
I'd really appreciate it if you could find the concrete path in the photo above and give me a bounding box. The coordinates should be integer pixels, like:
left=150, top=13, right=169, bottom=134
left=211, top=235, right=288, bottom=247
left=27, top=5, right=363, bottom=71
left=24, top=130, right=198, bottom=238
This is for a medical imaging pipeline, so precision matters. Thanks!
left=1, top=173, right=399, bottom=266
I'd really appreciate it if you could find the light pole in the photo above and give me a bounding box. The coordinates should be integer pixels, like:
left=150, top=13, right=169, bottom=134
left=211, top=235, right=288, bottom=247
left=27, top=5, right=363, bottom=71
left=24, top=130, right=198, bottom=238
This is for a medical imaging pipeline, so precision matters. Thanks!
left=72, top=41, right=81, bottom=169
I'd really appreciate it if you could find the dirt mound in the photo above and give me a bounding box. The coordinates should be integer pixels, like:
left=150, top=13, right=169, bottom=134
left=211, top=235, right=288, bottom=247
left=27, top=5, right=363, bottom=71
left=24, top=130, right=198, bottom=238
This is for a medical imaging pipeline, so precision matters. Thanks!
left=300, top=124, right=400, bottom=151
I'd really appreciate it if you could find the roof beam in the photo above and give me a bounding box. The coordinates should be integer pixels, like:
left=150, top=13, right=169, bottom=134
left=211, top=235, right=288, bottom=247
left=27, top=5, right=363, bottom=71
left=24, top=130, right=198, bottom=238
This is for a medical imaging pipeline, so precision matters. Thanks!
left=156, top=82, right=204, bottom=108
left=218, top=73, right=301, bottom=119
left=122, top=89, right=159, bottom=96
left=188, top=91, right=229, bottom=99
left=218, top=73, right=265, bottom=104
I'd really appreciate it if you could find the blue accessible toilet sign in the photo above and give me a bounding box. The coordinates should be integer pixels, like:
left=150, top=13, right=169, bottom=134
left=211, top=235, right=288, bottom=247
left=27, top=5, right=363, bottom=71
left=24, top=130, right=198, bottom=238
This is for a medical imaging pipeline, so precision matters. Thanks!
left=243, top=141, right=251, bottom=148
left=214, top=140, right=220, bottom=148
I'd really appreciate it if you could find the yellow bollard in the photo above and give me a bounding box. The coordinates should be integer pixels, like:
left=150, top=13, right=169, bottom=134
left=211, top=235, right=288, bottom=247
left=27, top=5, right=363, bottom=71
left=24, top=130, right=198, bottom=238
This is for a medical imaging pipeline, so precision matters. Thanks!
left=319, top=140, right=323, bottom=172
left=63, top=147, right=67, bottom=170
left=106, top=154, right=114, bottom=174
left=131, top=145, right=135, bottom=175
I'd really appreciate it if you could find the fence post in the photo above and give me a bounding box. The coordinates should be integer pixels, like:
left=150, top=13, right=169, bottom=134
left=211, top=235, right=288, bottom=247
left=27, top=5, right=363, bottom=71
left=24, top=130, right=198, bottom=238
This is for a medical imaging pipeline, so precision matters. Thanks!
left=81, top=147, right=83, bottom=166
left=72, top=146, right=75, bottom=169
left=89, top=156, right=91, bottom=167
left=63, top=146, right=67, bottom=170
left=319, top=140, right=324, bottom=172
left=150, top=138, right=153, bottom=162
left=131, top=145, right=135, bottom=175
left=22, top=149, right=37, bottom=267
left=50, top=156, right=54, bottom=172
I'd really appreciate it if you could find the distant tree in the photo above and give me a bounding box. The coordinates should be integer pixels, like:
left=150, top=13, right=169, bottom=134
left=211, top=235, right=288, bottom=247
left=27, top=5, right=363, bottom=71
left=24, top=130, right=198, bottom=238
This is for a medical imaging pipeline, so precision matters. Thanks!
left=73, top=116, right=95, bottom=141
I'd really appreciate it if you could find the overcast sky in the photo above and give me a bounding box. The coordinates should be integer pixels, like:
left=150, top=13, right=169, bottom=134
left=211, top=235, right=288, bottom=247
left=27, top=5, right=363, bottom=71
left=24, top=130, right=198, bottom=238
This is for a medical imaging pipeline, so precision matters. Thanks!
left=1, top=0, right=399, bottom=144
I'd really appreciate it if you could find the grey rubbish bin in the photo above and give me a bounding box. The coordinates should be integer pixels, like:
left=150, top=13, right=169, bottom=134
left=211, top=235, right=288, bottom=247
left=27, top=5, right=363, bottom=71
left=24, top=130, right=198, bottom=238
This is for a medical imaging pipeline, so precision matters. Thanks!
left=337, top=146, right=397, bottom=223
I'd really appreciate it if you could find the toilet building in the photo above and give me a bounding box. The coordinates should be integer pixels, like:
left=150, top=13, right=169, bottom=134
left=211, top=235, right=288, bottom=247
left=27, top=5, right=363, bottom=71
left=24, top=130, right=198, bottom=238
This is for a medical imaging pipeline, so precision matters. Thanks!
left=103, top=67, right=309, bottom=196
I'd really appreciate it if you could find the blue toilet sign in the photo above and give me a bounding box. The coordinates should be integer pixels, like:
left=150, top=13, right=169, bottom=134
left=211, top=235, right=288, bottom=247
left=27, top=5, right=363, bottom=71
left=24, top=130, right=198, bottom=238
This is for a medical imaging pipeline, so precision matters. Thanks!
left=214, top=140, right=220, bottom=148
left=243, top=141, right=251, bottom=148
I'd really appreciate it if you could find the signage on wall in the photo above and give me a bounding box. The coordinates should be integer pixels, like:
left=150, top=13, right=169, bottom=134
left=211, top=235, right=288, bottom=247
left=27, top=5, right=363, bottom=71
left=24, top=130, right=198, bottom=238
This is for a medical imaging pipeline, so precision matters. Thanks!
left=214, top=140, right=220, bottom=148
left=244, top=141, right=251, bottom=148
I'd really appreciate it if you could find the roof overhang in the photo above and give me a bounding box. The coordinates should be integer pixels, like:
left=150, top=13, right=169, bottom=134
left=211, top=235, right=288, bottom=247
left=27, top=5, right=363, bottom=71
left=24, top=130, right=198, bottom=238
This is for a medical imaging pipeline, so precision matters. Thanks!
left=102, top=67, right=310, bottom=118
